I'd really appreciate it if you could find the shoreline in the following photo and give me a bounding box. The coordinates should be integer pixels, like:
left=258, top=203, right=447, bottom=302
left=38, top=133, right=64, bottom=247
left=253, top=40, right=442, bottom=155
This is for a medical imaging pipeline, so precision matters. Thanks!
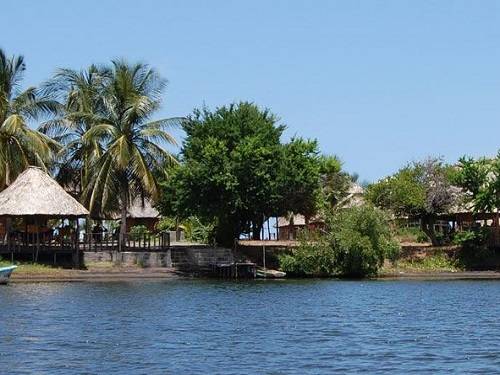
left=7, top=267, right=500, bottom=283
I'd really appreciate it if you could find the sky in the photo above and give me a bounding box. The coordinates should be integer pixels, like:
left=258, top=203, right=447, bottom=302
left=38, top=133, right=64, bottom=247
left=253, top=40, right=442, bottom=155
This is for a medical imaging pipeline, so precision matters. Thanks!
left=2, top=0, right=500, bottom=182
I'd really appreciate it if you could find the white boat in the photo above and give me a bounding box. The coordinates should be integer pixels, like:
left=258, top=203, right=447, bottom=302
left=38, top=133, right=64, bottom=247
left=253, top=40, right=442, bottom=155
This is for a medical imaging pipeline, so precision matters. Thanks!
left=256, top=268, right=286, bottom=278
left=0, top=265, right=17, bottom=284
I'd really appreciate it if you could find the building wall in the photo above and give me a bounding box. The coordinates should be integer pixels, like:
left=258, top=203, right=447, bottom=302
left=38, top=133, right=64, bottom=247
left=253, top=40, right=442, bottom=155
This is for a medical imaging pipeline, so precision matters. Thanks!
left=83, top=246, right=233, bottom=269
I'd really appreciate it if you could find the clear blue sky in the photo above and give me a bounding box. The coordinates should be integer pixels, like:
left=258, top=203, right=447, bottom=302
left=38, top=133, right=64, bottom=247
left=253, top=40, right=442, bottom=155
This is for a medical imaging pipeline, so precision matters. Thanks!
left=3, top=0, right=500, bottom=181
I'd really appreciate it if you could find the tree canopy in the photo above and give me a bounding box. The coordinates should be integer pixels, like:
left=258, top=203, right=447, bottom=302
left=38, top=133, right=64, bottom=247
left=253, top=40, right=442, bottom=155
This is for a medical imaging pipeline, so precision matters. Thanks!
left=366, top=158, right=456, bottom=245
left=158, top=102, right=348, bottom=246
left=453, top=153, right=500, bottom=217
left=0, top=48, right=60, bottom=190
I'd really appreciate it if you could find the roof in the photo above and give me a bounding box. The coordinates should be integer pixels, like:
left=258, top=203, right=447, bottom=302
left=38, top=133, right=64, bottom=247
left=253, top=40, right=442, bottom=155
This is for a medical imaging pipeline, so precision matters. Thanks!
left=0, top=166, right=89, bottom=217
left=277, top=182, right=365, bottom=227
left=107, top=198, right=160, bottom=220
left=127, top=199, right=160, bottom=219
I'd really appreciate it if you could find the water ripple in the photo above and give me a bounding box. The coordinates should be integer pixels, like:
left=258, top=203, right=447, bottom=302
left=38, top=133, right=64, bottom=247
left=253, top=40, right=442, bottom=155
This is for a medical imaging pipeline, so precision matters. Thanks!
left=1, top=279, right=500, bottom=374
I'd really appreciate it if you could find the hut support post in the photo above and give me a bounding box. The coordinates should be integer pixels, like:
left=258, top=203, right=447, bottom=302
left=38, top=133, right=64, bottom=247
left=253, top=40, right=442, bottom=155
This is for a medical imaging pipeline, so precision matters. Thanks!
left=72, top=218, right=80, bottom=268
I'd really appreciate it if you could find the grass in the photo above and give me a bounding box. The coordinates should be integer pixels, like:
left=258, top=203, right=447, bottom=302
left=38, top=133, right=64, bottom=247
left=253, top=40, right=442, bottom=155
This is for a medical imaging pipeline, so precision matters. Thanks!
left=0, top=257, right=69, bottom=276
left=382, top=252, right=462, bottom=274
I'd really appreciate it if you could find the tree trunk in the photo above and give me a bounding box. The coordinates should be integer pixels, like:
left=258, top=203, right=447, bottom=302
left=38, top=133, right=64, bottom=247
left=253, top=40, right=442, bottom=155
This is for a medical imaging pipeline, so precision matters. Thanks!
left=120, top=189, right=128, bottom=247
left=175, top=217, right=181, bottom=242
left=420, top=216, right=439, bottom=246
left=252, top=218, right=263, bottom=240
left=288, top=215, right=294, bottom=240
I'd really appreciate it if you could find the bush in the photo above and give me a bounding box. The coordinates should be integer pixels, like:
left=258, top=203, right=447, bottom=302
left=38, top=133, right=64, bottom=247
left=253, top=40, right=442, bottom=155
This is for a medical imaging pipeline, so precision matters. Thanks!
left=453, top=229, right=489, bottom=248
left=279, top=205, right=400, bottom=278
left=183, top=216, right=216, bottom=244
left=395, top=226, right=429, bottom=243
left=129, top=225, right=151, bottom=241
left=155, top=217, right=177, bottom=232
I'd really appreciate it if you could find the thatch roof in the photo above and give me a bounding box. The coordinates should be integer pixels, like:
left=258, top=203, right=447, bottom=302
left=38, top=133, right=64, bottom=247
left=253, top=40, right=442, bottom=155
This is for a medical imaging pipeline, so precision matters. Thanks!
left=127, top=198, right=159, bottom=219
left=277, top=183, right=365, bottom=228
left=0, top=166, right=89, bottom=218
left=107, top=198, right=160, bottom=220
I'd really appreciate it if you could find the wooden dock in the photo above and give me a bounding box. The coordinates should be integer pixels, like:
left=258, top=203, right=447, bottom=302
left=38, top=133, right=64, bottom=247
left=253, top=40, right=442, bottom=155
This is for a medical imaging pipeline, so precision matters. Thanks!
left=211, top=262, right=256, bottom=279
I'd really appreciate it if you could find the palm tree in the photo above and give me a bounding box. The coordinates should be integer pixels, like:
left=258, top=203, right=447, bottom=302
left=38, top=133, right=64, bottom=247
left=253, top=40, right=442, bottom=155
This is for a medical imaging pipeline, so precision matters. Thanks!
left=40, top=65, right=110, bottom=193
left=82, top=60, right=179, bottom=240
left=0, top=48, right=60, bottom=190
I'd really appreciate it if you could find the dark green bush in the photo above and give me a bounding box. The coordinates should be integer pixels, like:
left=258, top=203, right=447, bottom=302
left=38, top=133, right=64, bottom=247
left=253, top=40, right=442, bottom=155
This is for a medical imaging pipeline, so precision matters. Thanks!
left=279, top=205, right=400, bottom=278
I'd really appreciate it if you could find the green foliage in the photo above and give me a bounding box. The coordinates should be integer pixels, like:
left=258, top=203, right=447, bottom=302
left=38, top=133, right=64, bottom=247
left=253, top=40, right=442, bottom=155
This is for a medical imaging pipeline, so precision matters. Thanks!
left=128, top=225, right=150, bottom=241
left=318, top=155, right=352, bottom=208
left=454, top=154, right=500, bottom=214
left=279, top=205, right=400, bottom=278
left=0, top=48, right=61, bottom=190
left=395, top=226, right=429, bottom=243
left=182, top=216, right=216, bottom=244
left=158, top=102, right=334, bottom=246
left=161, top=102, right=284, bottom=246
left=277, top=138, right=322, bottom=218
left=453, top=228, right=489, bottom=248
left=366, top=158, right=456, bottom=246
left=395, top=252, right=460, bottom=272
left=156, top=217, right=177, bottom=232
left=45, top=60, right=179, bottom=236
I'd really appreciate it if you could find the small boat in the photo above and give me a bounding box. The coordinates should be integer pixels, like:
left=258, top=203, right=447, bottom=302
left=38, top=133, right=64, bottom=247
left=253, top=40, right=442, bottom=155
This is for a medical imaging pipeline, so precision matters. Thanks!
left=0, top=265, right=17, bottom=285
left=256, top=268, right=286, bottom=278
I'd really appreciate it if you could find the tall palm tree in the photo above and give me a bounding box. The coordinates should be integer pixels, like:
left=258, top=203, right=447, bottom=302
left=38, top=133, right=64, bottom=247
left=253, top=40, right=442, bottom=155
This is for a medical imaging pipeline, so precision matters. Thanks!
left=82, top=60, right=179, bottom=239
left=0, top=48, right=60, bottom=190
left=41, top=65, right=110, bottom=193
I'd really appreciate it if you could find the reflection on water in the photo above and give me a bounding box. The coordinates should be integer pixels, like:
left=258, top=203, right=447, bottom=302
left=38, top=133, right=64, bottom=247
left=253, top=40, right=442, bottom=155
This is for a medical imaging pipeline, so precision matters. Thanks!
left=1, top=279, right=500, bottom=374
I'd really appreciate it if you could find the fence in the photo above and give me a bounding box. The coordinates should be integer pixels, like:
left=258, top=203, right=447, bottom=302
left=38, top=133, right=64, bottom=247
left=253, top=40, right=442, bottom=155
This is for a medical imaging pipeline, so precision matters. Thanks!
left=0, top=231, right=171, bottom=256
left=80, top=232, right=170, bottom=252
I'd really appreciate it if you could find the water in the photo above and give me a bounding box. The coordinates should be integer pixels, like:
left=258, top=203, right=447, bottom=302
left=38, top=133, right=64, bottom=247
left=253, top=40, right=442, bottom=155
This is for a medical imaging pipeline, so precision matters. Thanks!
left=1, top=279, right=500, bottom=374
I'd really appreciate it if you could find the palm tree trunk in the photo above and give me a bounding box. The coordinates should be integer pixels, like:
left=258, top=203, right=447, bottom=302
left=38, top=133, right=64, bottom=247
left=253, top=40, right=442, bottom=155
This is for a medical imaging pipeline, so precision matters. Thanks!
left=120, top=188, right=128, bottom=247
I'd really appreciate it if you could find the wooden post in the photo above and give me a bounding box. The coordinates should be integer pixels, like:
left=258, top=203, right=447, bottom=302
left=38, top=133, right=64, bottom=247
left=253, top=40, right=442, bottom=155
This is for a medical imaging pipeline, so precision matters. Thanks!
left=262, top=244, right=266, bottom=271
left=73, top=218, right=80, bottom=268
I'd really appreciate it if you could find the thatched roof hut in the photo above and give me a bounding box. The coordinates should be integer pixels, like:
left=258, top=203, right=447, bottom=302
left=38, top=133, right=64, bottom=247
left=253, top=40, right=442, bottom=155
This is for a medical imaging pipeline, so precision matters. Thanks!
left=0, top=166, right=89, bottom=218
left=107, top=198, right=159, bottom=220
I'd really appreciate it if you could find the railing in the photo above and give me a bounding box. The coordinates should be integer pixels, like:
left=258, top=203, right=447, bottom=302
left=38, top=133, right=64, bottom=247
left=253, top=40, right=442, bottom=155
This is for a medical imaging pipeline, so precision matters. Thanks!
left=0, top=231, right=171, bottom=254
left=0, top=232, right=76, bottom=253
left=80, top=232, right=170, bottom=252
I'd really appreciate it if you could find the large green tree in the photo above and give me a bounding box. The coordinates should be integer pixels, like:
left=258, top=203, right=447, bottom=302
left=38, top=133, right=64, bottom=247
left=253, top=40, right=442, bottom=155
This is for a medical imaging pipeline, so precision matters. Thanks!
left=0, top=48, right=60, bottom=190
left=160, top=102, right=284, bottom=245
left=78, top=60, right=178, bottom=238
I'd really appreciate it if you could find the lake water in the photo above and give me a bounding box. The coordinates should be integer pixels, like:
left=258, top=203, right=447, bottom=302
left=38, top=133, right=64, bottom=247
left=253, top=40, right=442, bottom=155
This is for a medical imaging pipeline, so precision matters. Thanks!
left=1, top=279, right=500, bottom=374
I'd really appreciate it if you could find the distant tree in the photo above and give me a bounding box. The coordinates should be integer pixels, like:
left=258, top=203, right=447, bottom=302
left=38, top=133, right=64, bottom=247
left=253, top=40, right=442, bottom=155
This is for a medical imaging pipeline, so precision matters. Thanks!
left=366, top=158, right=456, bottom=245
left=318, top=155, right=352, bottom=209
left=454, top=153, right=500, bottom=225
left=0, top=48, right=60, bottom=190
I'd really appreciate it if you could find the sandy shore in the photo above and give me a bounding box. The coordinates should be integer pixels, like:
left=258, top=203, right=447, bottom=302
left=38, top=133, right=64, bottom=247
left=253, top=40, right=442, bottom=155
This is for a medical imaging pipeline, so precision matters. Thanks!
left=10, top=266, right=187, bottom=283
left=378, top=270, right=500, bottom=280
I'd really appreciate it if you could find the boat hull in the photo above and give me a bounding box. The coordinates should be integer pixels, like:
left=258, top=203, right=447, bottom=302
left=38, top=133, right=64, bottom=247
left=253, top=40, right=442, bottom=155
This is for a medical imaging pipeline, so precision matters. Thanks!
left=0, top=266, right=17, bottom=285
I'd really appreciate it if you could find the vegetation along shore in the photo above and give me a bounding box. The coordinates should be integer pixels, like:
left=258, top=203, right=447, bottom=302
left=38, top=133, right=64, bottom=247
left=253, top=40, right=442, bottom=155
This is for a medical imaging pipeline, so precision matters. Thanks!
left=0, top=47, right=499, bottom=280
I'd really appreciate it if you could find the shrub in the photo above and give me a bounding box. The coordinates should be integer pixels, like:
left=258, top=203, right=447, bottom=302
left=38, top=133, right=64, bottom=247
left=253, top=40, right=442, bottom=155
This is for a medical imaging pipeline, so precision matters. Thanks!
left=395, top=226, right=429, bottom=243
left=129, top=225, right=150, bottom=241
left=155, top=217, right=177, bottom=232
left=183, top=216, right=216, bottom=244
left=279, top=205, right=400, bottom=278
left=453, top=229, right=489, bottom=248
